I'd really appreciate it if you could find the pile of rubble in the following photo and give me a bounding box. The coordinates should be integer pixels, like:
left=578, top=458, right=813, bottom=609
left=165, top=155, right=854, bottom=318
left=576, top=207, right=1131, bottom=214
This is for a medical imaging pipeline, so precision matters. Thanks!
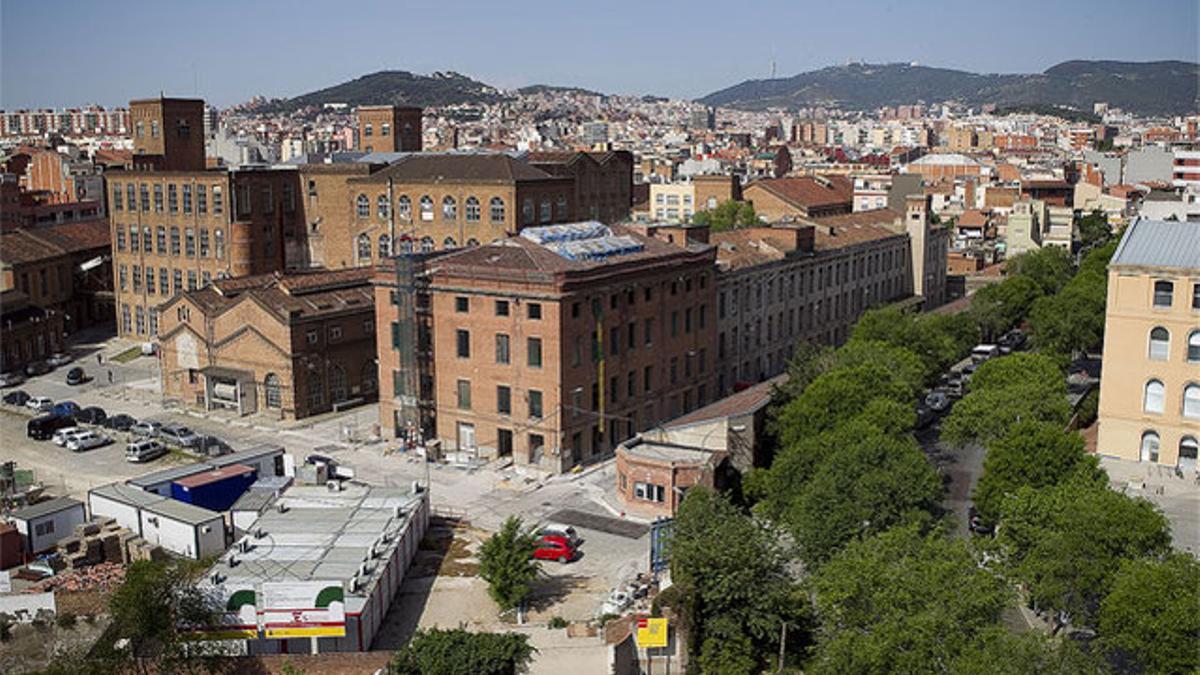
left=31, top=561, right=126, bottom=593
left=55, top=516, right=165, bottom=569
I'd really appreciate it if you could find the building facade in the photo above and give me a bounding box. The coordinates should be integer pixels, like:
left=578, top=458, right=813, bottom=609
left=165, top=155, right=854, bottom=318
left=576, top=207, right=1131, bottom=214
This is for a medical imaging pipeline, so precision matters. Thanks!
left=375, top=223, right=718, bottom=473
left=741, top=175, right=853, bottom=221
left=357, top=105, right=423, bottom=153
left=1, top=220, right=113, bottom=337
left=1096, top=219, right=1199, bottom=471
left=156, top=268, right=377, bottom=420
left=527, top=150, right=634, bottom=224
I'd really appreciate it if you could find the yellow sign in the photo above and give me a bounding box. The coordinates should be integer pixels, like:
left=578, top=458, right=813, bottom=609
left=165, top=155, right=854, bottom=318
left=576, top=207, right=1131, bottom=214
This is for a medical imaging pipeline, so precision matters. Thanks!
left=264, top=625, right=346, bottom=638
left=636, top=617, right=668, bottom=648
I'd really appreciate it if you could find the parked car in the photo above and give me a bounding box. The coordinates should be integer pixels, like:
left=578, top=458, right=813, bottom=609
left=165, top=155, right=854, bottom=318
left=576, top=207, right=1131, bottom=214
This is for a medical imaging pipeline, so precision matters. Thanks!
left=159, top=424, right=201, bottom=448
left=65, top=367, right=87, bottom=385
left=24, top=361, right=50, bottom=376
left=52, top=401, right=81, bottom=417
left=66, top=430, right=111, bottom=452
left=4, top=389, right=31, bottom=406
left=26, top=396, right=54, bottom=413
left=915, top=404, right=936, bottom=430
left=52, top=426, right=85, bottom=447
left=971, top=344, right=1000, bottom=362
left=125, top=439, right=167, bottom=463
left=999, top=329, right=1027, bottom=352
left=600, top=589, right=633, bottom=616
left=103, top=413, right=137, bottom=431
left=924, top=390, right=951, bottom=413
left=27, top=414, right=75, bottom=440
left=943, top=379, right=966, bottom=398
left=533, top=535, right=576, bottom=563
left=538, top=523, right=582, bottom=548
left=130, top=420, right=163, bottom=438
left=76, top=406, right=107, bottom=425
left=968, top=506, right=995, bottom=536
left=0, top=371, right=26, bottom=388
left=46, top=353, right=73, bottom=368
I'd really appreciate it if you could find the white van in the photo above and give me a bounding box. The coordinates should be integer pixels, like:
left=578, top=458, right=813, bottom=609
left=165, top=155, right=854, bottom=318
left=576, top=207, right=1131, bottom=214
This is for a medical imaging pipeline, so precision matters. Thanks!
left=126, top=439, right=167, bottom=463
left=971, top=344, right=1000, bottom=362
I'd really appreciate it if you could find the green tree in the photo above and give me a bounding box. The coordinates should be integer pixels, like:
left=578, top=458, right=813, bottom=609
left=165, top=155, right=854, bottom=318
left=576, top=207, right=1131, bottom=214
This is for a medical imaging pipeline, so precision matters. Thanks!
left=972, top=422, right=1105, bottom=523
left=773, top=363, right=914, bottom=448
left=692, top=199, right=758, bottom=231
left=942, top=354, right=1070, bottom=447
left=809, top=525, right=1012, bottom=674
left=970, top=352, right=1064, bottom=392
left=850, top=307, right=978, bottom=383
left=1028, top=270, right=1107, bottom=358
left=1006, top=246, right=1074, bottom=295
left=828, top=340, right=925, bottom=397
left=1098, top=553, right=1200, bottom=675
left=478, top=516, right=540, bottom=611
left=1077, top=210, right=1112, bottom=248
left=770, top=340, right=836, bottom=404
left=388, top=628, right=535, bottom=675
left=948, top=627, right=1108, bottom=675
left=969, top=275, right=1043, bottom=340
left=784, top=425, right=942, bottom=567
left=996, top=480, right=1172, bottom=629
left=670, top=488, right=805, bottom=672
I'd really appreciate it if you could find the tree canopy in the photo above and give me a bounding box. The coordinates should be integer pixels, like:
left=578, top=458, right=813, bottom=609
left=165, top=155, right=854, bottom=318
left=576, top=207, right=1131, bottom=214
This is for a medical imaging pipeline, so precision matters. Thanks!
left=773, top=363, right=915, bottom=448
left=996, top=480, right=1172, bottom=628
left=968, top=275, right=1043, bottom=341
left=941, top=354, right=1070, bottom=447
left=808, top=525, right=1012, bottom=674
left=1076, top=210, right=1112, bottom=248
left=1098, top=553, right=1200, bottom=675
left=972, top=421, right=1105, bottom=523
left=479, top=516, right=540, bottom=611
left=1005, top=246, right=1075, bottom=295
left=692, top=199, right=758, bottom=231
left=848, top=307, right=978, bottom=382
left=947, top=627, right=1107, bottom=675
left=388, top=628, right=535, bottom=675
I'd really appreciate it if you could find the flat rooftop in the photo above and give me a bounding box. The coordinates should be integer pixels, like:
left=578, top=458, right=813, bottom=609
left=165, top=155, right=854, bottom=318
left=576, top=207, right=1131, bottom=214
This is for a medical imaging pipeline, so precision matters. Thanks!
left=622, top=440, right=720, bottom=465
left=207, top=484, right=426, bottom=612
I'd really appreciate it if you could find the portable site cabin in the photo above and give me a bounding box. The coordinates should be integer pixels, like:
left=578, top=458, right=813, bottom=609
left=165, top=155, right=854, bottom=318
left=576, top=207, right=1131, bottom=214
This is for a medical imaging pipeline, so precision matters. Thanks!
left=6, top=497, right=86, bottom=555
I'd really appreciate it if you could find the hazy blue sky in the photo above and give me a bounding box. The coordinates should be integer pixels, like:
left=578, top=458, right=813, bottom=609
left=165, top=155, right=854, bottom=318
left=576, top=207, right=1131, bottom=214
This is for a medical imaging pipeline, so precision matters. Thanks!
left=2, top=0, right=1196, bottom=108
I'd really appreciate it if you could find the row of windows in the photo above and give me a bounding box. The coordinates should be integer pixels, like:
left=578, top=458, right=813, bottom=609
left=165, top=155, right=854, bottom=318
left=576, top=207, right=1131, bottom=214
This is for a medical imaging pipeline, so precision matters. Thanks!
left=720, top=252, right=901, bottom=320
left=565, top=274, right=709, bottom=322
left=1151, top=280, right=1200, bottom=310
left=354, top=194, right=569, bottom=226
left=115, top=225, right=225, bottom=259
left=355, top=234, right=481, bottom=260
left=120, top=304, right=157, bottom=336
left=1148, top=327, right=1200, bottom=362
left=1142, top=380, right=1200, bottom=418
left=453, top=297, right=543, bottom=319
left=1139, top=431, right=1199, bottom=466
left=119, top=265, right=212, bottom=295
left=111, top=182, right=225, bottom=216
left=455, top=379, right=544, bottom=419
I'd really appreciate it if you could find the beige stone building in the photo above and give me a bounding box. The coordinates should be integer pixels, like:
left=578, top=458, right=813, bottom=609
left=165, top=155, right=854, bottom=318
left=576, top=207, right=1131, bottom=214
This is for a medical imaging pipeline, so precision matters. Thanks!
left=1097, top=219, right=1199, bottom=472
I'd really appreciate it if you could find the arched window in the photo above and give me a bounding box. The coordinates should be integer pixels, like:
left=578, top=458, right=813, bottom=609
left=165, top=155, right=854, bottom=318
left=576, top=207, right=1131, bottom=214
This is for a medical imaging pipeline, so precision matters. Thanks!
left=1144, top=379, right=1165, bottom=414
left=378, top=234, right=392, bottom=258
left=1140, top=431, right=1160, bottom=463
left=329, top=365, right=347, bottom=403
left=442, top=196, right=457, bottom=221
left=397, top=195, right=411, bottom=220
left=556, top=195, right=568, bottom=219
left=1189, top=330, right=1200, bottom=363
left=443, top=237, right=457, bottom=249
left=360, top=362, right=377, bottom=394
left=1180, top=436, right=1199, bottom=471
left=465, top=196, right=481, bottom=222
left=399, top=237, right=413, bottom=254
left=377, top=195, right=390, bottom=220
left=539, top=198, right=552, bottom=222
left=1149, top=327, right=1170, bottom=360
left=1153, top=280, right=1173, bottom=307
left=420, top=236, right=434, bottom=253
left=466, top=238, right=480, bottom=247
left=356, top=194, right=369, bottom=218
left=419, top=195, right=433, bottom=221
left=490, top=197, right=505, bottom=222
left=356, top=233, right=371, bottom=262
left=523, top=198, right=534, bottom=224
left=264, top=373, right=281, bottom=408
left=1184, top=383, right=1200, bottom=419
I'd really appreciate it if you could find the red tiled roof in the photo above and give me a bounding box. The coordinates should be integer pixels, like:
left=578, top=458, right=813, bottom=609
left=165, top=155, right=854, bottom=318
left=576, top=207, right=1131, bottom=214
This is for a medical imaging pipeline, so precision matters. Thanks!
left=749, top=175, right=852, bottom=209
left=0, top=229, right=65, bottom=265
left=957, top=210, right=990, bottom=228
left=30, top=220, right=110, bottom=253
left=666, top=375, right=787, bottom=428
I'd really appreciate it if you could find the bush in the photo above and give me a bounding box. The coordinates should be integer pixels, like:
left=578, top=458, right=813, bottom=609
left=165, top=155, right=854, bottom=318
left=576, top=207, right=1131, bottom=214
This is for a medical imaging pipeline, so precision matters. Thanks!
left=547, top=616, right=568, bottom=629
left=56, top=611, right=78, bottom=629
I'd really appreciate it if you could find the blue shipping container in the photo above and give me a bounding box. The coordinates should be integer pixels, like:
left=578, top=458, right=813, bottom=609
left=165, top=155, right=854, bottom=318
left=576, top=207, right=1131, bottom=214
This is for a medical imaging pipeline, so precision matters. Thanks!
left=171, top=466, right=258, bottom=512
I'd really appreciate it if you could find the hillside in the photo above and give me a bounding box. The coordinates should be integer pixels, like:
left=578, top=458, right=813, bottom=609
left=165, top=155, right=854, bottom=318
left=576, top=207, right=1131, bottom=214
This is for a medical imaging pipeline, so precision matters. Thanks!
left=265, top=70, right=506, bottom=112
left=698, top=60, right=1199, bottom=117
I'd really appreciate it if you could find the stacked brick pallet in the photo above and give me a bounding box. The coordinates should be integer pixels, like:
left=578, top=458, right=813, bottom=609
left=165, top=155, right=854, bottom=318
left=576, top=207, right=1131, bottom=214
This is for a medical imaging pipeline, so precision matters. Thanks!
left=54, top=516, right=165, bottom=569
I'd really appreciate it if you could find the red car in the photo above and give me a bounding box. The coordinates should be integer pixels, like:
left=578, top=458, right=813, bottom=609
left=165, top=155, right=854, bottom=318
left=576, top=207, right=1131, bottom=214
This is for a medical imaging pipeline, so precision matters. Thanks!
left=533, top=535, right=576, bottom=563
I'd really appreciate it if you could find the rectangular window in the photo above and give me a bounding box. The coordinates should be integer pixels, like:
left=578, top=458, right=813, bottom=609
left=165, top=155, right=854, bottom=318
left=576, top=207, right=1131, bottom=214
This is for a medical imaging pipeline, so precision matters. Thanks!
left=644, top=365, right=653, bottom=391
left=391, top=322, right=401, bottom=348
left=261, top=185, right=274, bottom=214
left=182, top=184, right=192, bottom=213
left=610, top=327, right=620, bottom=356
left=185, top=228, right=195, bottom=256
left=456, top=379, right=471, bottom=409
left=307, top=329, right=318, bottom=344
left=197, top=184, right=207, bottom=214
left=634, top=482, right=665, bottom=503
left=329, top=325, right=342, bottom=342
left=1193, top=283, right=1200, bottom=309
left=159, top=268, right=169, bottom=295
left=173, top=270, right=182, bottom=293
left=627, top=371, right=636, bottom=398
left=116, top=227, right=126, bottom=252
left=572, top=336, right=582, bottom=367
left=199, top=228, right=210, bottom=257
left=495, top=334, right=510, bottom=364
left=455, top=296, right=469, bottom=313
left=527, top=302, right=542, bottom=319
left=497, top=385, right=512, bottom=414
left=168, top=184, right=178, bottom=213
left=528, top=390, right=543, bottom=418
left=112, top=183, right=122, bottom=210
left=118, top=264, right=127, bottom=291
left=132, top=265, right=141, bottom=292
left=154, top=184, right=163, bottom=212
left=529, top=433, right=545, bottom=456
left=1153, top=280, right=1174, bottom=308
left=212, top=186, right=223, bottom=214
left=644, top=318, right=653, bottom=345
left=129, top=225, right=139, bottom=252
left=527, top=337, right=543, bottom=368
left=156, top=226, right=166, bottom=253
left=139, top=183, right=149, bottom=211
left=494, top=300, right=509, bottom=316
left=170, top=227, right=181, bottom=255
left=187, top=270, right=197, bottom=290
left=456, top=329, right=470, bottom=358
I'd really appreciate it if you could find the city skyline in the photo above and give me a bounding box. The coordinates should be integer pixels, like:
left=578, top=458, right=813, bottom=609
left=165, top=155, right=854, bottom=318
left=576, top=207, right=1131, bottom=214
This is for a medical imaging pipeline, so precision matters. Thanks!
left=2, top=0, right=1197, bottom=109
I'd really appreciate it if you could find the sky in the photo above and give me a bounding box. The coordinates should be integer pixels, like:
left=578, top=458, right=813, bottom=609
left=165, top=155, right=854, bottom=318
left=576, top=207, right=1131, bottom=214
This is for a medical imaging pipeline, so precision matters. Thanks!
left=2, top=0, right=1197, bottom=109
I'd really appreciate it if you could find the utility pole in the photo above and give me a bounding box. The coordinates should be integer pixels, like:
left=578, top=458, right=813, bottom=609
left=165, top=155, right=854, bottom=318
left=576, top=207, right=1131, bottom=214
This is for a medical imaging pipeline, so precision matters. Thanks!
left=777, top=621, right=787, bottom=673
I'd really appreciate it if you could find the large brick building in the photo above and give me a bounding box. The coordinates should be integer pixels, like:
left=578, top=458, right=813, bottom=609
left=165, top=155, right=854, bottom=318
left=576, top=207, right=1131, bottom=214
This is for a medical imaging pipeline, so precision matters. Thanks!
left=156, top=268, right=377, bottom=419
left=108, top=97, right=303, bottom=338
left=526, top=150, right=634, bottom=224
left=741, top=175, right=854, bottom=221
left=357, top=105, right=423, bottom=153
left=375, top=222, right=718, bottom=472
